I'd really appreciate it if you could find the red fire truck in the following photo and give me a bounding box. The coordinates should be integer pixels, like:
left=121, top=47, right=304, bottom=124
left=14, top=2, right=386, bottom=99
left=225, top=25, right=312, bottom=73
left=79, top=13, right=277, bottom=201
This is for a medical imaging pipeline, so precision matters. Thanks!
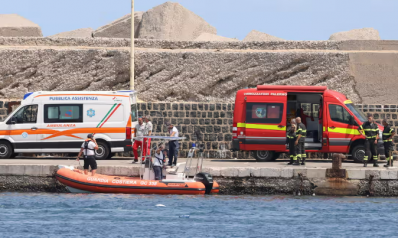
left=231, top=85, right=386, bottom=162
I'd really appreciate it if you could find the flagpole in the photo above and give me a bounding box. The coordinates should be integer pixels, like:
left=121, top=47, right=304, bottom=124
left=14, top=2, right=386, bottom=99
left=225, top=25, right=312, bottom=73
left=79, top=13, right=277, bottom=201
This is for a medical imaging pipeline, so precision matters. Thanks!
left=130, top=0, right=135, bottom=90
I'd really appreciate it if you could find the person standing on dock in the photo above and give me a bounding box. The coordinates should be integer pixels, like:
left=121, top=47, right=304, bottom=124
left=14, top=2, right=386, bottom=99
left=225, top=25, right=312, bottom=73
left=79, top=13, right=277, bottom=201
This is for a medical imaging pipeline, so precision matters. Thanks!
left=167, top=123, right=179, bottom=167
left=382, top=119, right=395, bottom=167
left=133, top=117, right=146, bottom=163
left=296, top=117, right=307, bottom=165
left=143, top=115, right=153, bottom=162
left=153, top=143, right=166, bottom=180
left=287, top=124, right=299, bottom=165
left=359, top=114, right=379, bottom=167
left=77, top=134, right=99, bottom=176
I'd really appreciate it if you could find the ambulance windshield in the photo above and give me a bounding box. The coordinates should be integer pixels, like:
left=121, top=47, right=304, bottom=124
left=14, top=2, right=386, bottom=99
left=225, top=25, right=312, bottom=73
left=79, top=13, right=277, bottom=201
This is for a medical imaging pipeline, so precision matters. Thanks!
left=346, top=103, right=366, bottom=122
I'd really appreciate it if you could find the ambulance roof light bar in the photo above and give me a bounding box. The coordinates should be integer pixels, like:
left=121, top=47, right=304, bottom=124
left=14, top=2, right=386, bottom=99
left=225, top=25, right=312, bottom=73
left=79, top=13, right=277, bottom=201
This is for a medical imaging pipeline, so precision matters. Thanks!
left=257, top=85, right=327, bottom=92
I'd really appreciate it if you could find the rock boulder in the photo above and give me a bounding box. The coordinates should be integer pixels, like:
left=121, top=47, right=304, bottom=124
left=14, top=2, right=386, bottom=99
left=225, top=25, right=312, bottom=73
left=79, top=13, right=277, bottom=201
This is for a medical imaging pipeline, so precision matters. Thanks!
left=138, top=2, right=216, bottom=40
left=329, top=28, right=380, bottom=41
left=48, top=28, right=93, bottom=38
left=0, top=14, right=42, bottom=37
left=194, top=33, right=238, bottom=42
left=93, top=12, right=143, bottom=38
left=243, top=30, right=284, bottom=42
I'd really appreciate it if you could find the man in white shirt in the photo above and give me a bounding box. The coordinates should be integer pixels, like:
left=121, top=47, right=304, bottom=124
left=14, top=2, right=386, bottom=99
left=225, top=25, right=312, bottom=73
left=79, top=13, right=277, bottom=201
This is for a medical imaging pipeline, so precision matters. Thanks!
left=167, top=123, right=179, bottom=167
left=153, top=143, right=166, bottom=180
left=77, top=134, right=99, bottom=176
left=133, top=117, right=146, bottom=163
left=143, top=115, right=153, bottom=162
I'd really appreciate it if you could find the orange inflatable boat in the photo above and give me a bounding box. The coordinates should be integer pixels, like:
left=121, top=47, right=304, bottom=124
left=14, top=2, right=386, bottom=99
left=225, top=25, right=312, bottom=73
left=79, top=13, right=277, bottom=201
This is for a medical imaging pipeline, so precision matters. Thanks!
left=56, top=167, right=219, bottom=195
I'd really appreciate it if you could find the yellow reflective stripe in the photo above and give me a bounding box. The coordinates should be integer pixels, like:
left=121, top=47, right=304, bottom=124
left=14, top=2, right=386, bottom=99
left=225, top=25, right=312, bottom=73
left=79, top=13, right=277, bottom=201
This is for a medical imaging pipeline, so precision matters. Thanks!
left=364, top=129, right=378, bottom=131
left=384, top=139, right=392, bottom=142
left=390, top=129, right=394, bottom=132
left=323, top=127, right=326, bottom=131
left=344, top=100, right=353, bottom=104
left=237, top=123, right=286, bottom=131
left=329, top=127, right=361, bottom=135
left=383, top=133, right=392, bottom=135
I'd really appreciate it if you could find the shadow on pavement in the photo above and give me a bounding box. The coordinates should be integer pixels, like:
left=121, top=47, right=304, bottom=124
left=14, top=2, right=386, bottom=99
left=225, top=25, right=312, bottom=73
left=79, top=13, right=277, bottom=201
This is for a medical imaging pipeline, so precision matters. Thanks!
left=210, top=159, right=358, bottom=164
left=6, top=156, right=133, bottom=160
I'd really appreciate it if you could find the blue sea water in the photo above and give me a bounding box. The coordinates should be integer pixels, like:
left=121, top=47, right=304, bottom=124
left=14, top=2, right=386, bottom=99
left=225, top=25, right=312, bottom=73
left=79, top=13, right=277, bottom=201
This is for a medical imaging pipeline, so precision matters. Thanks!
left=0, top=193, right=397, bottom=238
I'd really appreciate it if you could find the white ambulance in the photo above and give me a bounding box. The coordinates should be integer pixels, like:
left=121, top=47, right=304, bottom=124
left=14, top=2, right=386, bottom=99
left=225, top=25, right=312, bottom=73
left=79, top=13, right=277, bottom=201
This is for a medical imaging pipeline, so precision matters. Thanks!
left=0, top=91, right=138, bottom=159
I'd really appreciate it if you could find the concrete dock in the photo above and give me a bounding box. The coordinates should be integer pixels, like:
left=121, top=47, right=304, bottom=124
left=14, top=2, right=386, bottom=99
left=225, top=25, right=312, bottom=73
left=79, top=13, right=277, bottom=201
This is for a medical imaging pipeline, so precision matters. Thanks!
left=1, top=157, right=397, bottom=196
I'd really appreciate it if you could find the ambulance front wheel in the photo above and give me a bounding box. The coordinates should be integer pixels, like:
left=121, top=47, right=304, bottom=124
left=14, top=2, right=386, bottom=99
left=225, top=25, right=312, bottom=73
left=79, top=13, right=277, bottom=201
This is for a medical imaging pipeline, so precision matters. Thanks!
left=95, top=141, right=110, bottom=160
left=0, top=141, right=13, bottom=159
left=253, top=150, right=274, bottom=162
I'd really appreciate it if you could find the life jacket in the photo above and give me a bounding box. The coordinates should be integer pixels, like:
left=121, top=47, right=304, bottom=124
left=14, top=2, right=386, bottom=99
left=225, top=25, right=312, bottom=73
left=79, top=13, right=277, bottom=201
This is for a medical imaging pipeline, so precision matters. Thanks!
left=84, top=139, right=95, bottom=158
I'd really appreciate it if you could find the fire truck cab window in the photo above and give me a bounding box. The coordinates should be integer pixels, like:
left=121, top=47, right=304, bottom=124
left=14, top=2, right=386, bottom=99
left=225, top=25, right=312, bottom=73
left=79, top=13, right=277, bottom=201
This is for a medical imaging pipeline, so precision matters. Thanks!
left=246, top=103, right=283, bottom=124
left=329, top=104, right=351, bottom=124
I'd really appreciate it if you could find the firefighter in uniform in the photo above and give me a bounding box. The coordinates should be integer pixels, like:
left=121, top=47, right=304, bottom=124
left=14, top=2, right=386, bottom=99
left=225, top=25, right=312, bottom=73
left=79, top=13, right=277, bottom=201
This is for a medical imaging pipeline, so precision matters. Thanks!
left=287, top=124, right=298, bottom=165
left=296, top=117, right=307, bottom=165
left=382, top=119, right=395, bottom=167
left=359, top=114, right=379, bottom=167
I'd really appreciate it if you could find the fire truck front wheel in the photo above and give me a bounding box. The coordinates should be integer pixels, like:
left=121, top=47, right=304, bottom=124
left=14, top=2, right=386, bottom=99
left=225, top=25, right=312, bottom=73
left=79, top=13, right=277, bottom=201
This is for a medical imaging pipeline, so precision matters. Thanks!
left=253, top=150, right=275, bottom=162
left=351, top=144, right=366, bottom=163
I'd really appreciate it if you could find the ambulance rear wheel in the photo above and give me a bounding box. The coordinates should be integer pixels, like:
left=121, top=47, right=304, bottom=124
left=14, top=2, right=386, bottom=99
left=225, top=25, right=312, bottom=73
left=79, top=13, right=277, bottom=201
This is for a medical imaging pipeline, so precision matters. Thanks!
left=95, top=141, right=110, bottom=160
left=351, top=145, right=366, bottom=163
left=0, top=141, right=13, bottom=159
left=253, top=150, right=274, bottom=162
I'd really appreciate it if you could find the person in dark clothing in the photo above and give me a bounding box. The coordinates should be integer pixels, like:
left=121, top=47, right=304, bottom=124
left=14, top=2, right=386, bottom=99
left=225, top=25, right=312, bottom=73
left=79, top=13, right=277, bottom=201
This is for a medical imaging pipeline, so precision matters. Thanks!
left=296, top=117, right=307, bottom=165
left=287, top=124, right=299, bottom=165
left=382, top=119, right=395, bottom=167
left=359, top=114, right=379, bottom=167
left=167, top=123, right=179, bottom=167
left=153, top=143, right=166, bottom=180
left=76, top=134, right=99, bottom=176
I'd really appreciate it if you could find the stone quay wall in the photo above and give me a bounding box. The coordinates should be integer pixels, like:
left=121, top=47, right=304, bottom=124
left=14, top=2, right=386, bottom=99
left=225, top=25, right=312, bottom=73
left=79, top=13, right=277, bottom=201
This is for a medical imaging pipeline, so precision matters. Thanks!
left=2, top=164, right=398, bottom=196
left=2, top=100, right=398, bottom=158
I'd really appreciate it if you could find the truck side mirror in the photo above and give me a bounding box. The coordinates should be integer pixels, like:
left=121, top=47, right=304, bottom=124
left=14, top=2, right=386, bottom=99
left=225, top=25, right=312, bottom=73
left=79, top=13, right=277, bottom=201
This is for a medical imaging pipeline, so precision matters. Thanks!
left=348, top=116, right=355, bottom=125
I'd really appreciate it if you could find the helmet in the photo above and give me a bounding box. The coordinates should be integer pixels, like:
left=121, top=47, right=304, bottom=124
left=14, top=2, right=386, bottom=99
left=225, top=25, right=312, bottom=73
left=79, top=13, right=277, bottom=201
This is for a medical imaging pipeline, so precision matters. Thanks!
left=87, top=134, right=93, bottom=138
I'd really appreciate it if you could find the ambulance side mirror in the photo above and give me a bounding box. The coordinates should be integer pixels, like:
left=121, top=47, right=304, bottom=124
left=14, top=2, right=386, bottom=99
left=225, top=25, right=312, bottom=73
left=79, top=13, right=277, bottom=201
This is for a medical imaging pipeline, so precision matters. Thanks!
left=8, top=117, right=16, bottom=125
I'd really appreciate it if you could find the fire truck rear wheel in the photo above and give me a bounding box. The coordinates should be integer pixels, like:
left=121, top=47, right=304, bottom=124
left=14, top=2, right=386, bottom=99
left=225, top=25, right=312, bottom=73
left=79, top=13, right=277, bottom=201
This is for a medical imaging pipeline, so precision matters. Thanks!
left=253, top=150, right=275, bottom=162
left=351, top=145, right=366, bottom=163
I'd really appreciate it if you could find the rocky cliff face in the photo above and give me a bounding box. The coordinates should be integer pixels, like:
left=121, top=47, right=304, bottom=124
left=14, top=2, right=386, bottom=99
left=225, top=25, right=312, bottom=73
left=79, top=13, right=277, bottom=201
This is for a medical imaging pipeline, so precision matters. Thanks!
left=135, top=50, right=356, bottom=102
left=0, top=45, right=357, bottom=103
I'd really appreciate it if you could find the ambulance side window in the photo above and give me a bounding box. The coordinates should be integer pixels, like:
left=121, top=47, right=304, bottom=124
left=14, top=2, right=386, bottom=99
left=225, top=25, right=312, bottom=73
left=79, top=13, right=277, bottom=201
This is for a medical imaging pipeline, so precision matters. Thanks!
left=8, top=105, right=38, bottom=124
left=44, top=104, right=83, bottom=123
left=246, top=103, right=283, bottom=124
left=329, top=104, right=351, bottom=124
left=131, top=104, right=138, bottom=122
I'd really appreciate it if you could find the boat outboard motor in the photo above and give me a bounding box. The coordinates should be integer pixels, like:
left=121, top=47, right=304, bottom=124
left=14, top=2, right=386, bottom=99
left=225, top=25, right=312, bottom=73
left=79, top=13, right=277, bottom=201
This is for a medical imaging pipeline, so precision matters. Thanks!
left=194, top=172, right=213, bottom=194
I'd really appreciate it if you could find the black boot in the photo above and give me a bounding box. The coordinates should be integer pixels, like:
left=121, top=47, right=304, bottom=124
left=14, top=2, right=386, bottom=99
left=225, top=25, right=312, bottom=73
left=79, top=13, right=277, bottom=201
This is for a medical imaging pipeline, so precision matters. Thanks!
left=301, top=158, right=306, bottom=165
left=373, top=161, right=379, bottom=167
left=384, top=162, right=390, bottom=168
left=293, top=160, right=300, bottom=165
left=287, top=158, right=294, bottom=165
left=364, top=161, right=368, bottom=167
left=392, top=159, right=394, bottom=167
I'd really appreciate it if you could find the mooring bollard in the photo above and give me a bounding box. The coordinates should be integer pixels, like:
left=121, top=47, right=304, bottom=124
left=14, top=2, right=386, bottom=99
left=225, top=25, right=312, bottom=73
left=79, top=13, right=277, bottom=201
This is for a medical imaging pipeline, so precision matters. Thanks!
left=332, top=153, right=343, bottom=170
left=326, top=153, right=346, bottom=178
